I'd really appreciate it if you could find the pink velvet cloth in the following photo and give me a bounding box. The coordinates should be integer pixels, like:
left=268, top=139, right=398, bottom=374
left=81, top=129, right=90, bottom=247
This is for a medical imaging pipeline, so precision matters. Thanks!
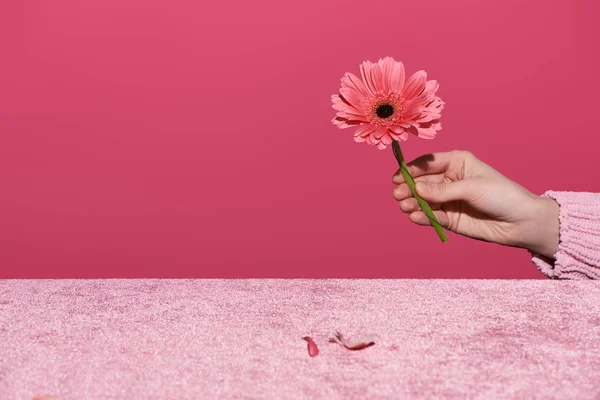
left=2, top=279, right=600, bottom=399
left=531, top=191, right=600, bottom=280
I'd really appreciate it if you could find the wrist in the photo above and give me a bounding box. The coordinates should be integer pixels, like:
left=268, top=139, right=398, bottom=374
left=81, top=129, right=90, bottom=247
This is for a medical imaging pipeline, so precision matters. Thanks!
left=525, top=196, right=560, bottom=258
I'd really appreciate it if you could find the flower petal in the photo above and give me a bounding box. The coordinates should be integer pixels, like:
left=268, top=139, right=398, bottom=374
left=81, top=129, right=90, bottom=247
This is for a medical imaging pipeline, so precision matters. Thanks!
left=377, top=57, right=394, bottom=93
left=406, top=125, right=420, bottom=136
left=332, top=117, right=359, bottom=129
left=381, top=132, right=393, bottom=145
left=415, top=98, right=444, bottom=122
left=332, top=116, right=345, bottom=126
left=390, top=60, right=406, bottom=94
left=401, top=103, right=425, bottom=122
left=336, top=111, right=368, bottom=122
left=370, top=62, right=385, bottom=94
left=328, top=331, right=377, bottom=350
left=302, top=336, right=319, bottom=357
left=342, top=73, right=370, bottom=98
left=418, top=119, right=442, bottom=131
left=389, top=125, right=406, bottom=135
left=360, top=61, right=377, bottom=95
left=406, top=80, right=439, bottom=110
left=332, top=97, right=365, bottom=116
left=403, top=70, right=427, bottom=101
left=373, top=126, right=387, bottom=139
left=423, top=80, right=439, bottom=97
left=339, top=88, right=365, bottom=111
left=332, top=95, right=362, bottom=115
left=415, top=126, right=437, bottom=139
left=354, top=124, right=377, bottom=137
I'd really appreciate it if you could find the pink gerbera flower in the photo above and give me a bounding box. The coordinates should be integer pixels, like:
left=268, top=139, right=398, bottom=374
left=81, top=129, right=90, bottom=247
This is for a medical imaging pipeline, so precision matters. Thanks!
left=331, top=57, right=444, bottom=150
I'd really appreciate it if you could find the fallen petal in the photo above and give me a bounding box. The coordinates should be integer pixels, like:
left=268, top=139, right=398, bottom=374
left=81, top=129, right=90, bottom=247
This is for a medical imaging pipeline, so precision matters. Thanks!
left=33, top=397, right=66, bottom=400
left=328, top=330, right=377, bottom=350
left=302, top=336, right=319, bottom=357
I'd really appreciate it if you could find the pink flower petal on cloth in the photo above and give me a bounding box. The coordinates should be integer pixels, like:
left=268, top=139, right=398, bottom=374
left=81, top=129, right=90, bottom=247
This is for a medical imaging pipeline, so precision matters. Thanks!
left=302, top=336, right=319, bottom=357
left=402, top=70, right=427, bottom=101
left=328, top=331, right=378, bottom=350
left=33, top=397, right=66, bottom=400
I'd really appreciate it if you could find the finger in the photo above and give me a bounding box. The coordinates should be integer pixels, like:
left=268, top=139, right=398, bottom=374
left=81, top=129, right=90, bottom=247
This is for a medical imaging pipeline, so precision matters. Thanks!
left=392, top=175, right=444, bottom=201
left=392, top=150, right=474, bottom=185
left=399, top=198, right=442, bottom=213
left=393, top=183, right=412, bottom=201
left=393, top=173, right=445, bottom=185
left=399, top=198, right=418, bottom=213
left=408, top=210, right=450, bottom=228
left=415, top=180, right=474, bottom=203
left=392, top=152, right=452, bottom=184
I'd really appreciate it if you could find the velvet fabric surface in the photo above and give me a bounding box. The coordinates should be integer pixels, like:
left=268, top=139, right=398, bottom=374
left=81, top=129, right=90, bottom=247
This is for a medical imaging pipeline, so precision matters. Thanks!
left=2, top=279, right=600, bottom=399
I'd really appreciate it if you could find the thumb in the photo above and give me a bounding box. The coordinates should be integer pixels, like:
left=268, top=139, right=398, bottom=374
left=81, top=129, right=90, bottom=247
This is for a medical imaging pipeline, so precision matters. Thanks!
left=415, top=181, right=472, bottom=203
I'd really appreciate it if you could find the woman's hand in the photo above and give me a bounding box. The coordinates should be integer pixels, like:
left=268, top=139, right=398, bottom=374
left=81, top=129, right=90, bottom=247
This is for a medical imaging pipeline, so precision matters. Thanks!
left=393, top=150, right=559, bottom=258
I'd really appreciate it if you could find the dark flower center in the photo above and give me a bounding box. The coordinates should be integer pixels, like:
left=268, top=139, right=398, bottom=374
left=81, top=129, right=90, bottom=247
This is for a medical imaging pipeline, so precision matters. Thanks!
left=376, top=104, right=394, bottom=119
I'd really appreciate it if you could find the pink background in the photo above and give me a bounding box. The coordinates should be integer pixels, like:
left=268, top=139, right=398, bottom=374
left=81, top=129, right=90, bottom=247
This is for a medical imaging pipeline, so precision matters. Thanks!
left=1, top=0, right=598, bottom=278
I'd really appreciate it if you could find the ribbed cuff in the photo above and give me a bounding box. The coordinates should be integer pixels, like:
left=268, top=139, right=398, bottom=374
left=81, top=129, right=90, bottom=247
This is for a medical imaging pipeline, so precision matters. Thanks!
left=531, top=191, right=600, bottom=280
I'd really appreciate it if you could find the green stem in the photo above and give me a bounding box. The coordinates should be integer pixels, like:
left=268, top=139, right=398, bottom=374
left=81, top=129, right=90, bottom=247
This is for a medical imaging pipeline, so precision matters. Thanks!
left=392, top=140, right=448, bottom=243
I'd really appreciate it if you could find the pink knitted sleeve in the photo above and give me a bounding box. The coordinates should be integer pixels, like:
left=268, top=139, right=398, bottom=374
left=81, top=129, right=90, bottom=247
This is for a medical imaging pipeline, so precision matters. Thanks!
left=531, top=191, right=600, bottom=279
